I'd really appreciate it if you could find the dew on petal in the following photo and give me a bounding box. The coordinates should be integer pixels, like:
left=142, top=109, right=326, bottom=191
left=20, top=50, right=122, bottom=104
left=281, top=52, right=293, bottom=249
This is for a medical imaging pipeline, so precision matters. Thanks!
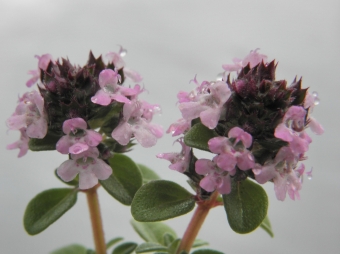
left=119, top=46, right=127, bottom=57
left=313, top=98, right=320, bottom=105
left=216, top=72, right=224, bottom=81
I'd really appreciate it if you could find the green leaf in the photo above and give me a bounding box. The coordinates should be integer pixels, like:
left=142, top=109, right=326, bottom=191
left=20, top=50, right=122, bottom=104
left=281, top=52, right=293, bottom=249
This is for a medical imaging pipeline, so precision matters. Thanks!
left=167, top=239, right=181, bottom=254
left=184, top=123, right=218, bottom=151
left=86, top=250, right=96, bottom=254
left=100, top=154, right=142, bottom=205
left=260, top=215, right=274, bottom=238
left=131, top=180, right=195, bottom=222
left=131, top=220, right=177, bottom=246
left=192, top=239, right=209, bottom=249
left=137, top=164, right=161, bottom=184
left=223, top=179, right=268, bottom=234
left=54, top=169, right=79, bottom=186
left=24, top=188, right=78, bottom=235
left=163, top=233, right=175, bottom=246
left=112, top=242, right=137, bottom=254
left=191, top=249, right=224, bottom=254
left=28, top=131, right=61, bottom=151
left=106, top=237, right=124, bottom=249
left=50, top=244, right=87, bottom=254
left=135, top=242, right=168, bottom=253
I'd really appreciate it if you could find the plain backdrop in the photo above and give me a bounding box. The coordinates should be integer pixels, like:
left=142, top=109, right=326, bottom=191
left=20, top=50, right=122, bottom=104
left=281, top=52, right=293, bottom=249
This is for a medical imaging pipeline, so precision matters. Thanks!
left=1, top=0, right=339, bottom=253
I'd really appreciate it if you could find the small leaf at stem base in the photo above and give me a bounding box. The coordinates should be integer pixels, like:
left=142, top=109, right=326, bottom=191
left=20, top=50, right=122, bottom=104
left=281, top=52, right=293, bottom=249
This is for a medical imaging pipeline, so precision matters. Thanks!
left=24, top=188, right=78, bottom=235
left=223, top=178, right=268, bottom=234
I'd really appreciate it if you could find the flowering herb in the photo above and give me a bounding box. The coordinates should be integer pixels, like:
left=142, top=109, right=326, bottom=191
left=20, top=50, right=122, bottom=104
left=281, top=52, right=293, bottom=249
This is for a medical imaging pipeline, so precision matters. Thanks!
left=6, top=48, right=323, bottom=254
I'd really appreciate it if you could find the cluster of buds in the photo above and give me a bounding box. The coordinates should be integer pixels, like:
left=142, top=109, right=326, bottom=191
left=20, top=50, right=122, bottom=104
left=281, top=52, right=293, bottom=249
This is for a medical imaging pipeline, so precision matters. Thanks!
left=158, top=49, right=323, bottom=201
left=6, top=47, right=163, bottom=189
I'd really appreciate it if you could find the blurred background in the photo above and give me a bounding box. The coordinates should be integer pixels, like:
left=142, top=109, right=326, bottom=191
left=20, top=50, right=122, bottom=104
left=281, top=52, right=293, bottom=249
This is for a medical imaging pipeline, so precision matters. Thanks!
left=1, top=0, right=339, bottom=253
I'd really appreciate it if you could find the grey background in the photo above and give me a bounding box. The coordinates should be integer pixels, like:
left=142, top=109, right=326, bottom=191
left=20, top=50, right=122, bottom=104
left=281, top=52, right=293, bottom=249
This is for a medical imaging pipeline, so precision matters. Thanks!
left=1, top=0, right=339, bottom=253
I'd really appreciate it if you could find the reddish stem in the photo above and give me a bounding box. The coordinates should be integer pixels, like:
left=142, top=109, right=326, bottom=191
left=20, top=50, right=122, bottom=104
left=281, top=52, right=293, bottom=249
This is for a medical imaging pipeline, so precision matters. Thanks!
left=86, top=185, right=107, bottom=254
left=177, top=191, right=219, bottom=253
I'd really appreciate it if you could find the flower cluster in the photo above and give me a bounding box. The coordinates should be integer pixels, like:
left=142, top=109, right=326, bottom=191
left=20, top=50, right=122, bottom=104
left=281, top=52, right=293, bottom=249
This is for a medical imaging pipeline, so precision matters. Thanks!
left=7, top=48, right=162, bottom=189
left=159, top=49, right=323, bottom=201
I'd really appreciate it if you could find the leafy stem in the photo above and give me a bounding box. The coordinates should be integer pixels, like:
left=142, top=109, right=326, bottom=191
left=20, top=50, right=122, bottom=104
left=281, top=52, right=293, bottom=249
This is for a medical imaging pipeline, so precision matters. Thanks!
left=177, top=191, right=219, bottom=253
left=85, top=184, right=106, bottom=254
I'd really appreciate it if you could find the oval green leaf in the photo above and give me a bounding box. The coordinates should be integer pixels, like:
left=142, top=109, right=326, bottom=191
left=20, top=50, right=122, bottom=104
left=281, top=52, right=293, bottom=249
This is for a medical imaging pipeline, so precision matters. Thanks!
left=106, top=237, right=124, bottom=249
left=137, top=164, right=161, bottom=184
left=191, top=249, right=224, bottom=254
left=50, top=244, right=87, bottom=254
left=135, top=242, right=168, bottom=253
left=260, top=215, right=274, bottom=238
left=184, top=123, right=218, bottom=151
left=131, top=180, right=195, bottom=222
left=24, top=188, right=78, bottom=235
left=223, top=178, right=268, bottom=234
left=100, top=154, right=142, bottom=205
left=112, top=242, right=137, bottom=254
left=163, top=233, right=175, bottom=246
left=131, top=220, right=177, bottom=246
left=192, top=239, right=209, bottom=249
left=167, top=239, right=181, bottom=254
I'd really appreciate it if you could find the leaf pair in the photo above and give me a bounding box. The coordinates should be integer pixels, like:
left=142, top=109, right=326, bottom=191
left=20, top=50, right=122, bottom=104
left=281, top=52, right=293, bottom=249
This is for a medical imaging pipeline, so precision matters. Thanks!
left=131, top=178, right=273, bottom=237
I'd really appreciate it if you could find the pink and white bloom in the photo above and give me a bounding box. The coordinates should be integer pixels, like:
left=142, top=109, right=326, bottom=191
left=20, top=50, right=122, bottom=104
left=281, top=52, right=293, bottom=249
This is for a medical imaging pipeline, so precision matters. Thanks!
left=26, top=54, right=53, bottom=87
left=222, top=48, right=267, bottom=72
left=91, top=69, right=142, bottom=106
left=274, top=106, right=311, bottom=154
left=208, top=127, right=255, bottom=171
left=195, top=158, right=232, bottom=194
left=6, top=91, right=48, bottom=139
left=106, top=47, right=143, bottom=82
left=157, top=138, right=191, bottom=173
left=111, top=99, right=163, bottom=148
left=166, top=118, right=191, bottom=136
left=304, top=91, right=324, bottom=135
left=178, top=80, right=231, bottom=129
left=253, top=146, right=305, bottom=201
left=57, top=147, right=112, bottom=189
left=6, top=128, right=29, bottom=158
left=56, top=118, right=102, bottom=155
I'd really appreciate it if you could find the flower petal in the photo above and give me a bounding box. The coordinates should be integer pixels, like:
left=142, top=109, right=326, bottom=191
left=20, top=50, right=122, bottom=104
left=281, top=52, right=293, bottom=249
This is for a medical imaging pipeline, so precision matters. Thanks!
left=57, top=160, right=79, bottom=182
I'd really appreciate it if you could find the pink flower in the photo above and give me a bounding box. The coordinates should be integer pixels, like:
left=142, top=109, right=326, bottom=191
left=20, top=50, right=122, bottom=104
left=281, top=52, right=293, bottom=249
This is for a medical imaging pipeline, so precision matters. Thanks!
left=178, top=80, right=231, bottom=129
left=304, top=91, right=324, bottom=135
left=57, top=147, right=112, bottom=189
left=91, top=69, right=142, bottom=106
left=106, top=47, right=143, bottom=82
left=253, top=147, right=305, bottom=201
left=6, top=128, right=29, bottom=158
left=208, top=127, right=255, bottom=171
left=26, top=54, right=53, bottom=87
left=308, top=117, right=324, bottom=135
left=157, top=138, right=191, bottom=173
left=56, top=118, right=102, bottom=155
left=228, top=127, right=252, bottom=148
left=195, top=158, right=232, bottom=194
left=222, top=49, right=267, bottom=72
left=166, top=118, right=191, bottom=136
left=6, top=91, right=48, bottom=139
left=111, top=99, right=163, bottom=148
left=274, top=106, right=311, bottom=154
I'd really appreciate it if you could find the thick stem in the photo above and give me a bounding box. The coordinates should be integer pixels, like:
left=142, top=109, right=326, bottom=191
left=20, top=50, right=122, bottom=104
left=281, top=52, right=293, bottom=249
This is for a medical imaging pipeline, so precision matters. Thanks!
left=177, top=191, right=219, bottom=253
left=86, top=185, right=107, bottom=254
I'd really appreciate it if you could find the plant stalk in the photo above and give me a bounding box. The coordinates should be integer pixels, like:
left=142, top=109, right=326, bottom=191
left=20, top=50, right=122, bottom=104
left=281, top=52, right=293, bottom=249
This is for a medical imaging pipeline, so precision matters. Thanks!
left=86, top=185, right=106, bottom=254
left=177, top=191, right=219, bottom=253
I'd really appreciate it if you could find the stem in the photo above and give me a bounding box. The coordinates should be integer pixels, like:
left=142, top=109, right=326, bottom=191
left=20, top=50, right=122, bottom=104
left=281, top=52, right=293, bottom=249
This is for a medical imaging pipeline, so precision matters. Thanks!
left=177, top=191, right=219, bottom=253
left=86, top=185, right=107, bottom=254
